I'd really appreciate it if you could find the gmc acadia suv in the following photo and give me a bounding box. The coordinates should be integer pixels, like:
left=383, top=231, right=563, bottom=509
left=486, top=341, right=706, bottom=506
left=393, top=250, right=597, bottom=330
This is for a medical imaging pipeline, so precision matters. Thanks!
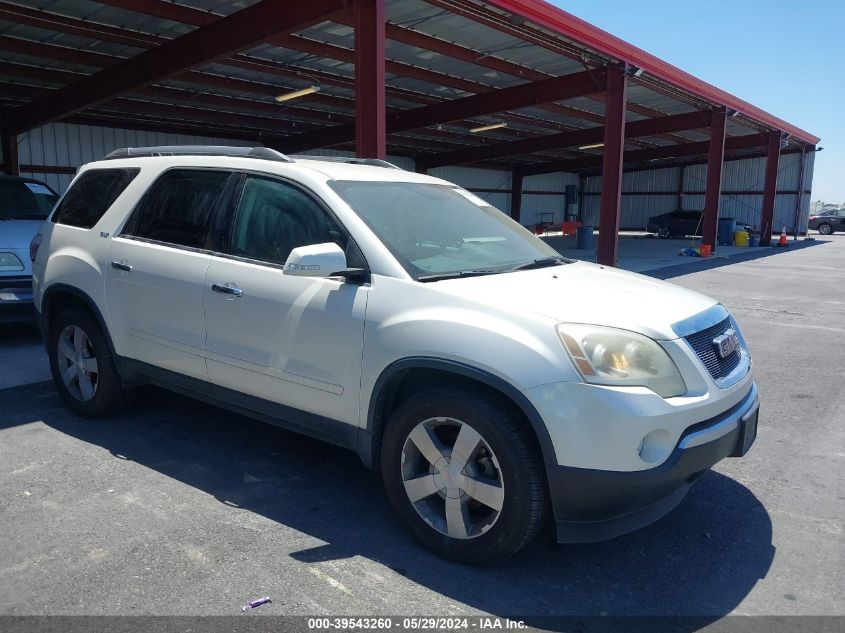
left=31, top=146, right=759, bottom=562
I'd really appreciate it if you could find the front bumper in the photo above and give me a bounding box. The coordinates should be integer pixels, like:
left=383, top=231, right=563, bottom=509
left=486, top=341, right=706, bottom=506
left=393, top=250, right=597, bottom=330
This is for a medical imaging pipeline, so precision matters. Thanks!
left=548, top=383, right=759, bottom=543
left=0, top=276, right=34, bottom=323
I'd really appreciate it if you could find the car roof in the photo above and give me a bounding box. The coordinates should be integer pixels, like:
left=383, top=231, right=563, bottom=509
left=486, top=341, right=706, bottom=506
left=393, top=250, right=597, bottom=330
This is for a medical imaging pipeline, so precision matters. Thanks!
left=83, top=152, right=452, bottom=187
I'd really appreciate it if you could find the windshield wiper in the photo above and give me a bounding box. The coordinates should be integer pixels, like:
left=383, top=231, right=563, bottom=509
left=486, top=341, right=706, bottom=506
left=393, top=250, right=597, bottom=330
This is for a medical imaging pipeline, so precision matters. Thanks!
left=508, top=256, right=574, bottom=271
left=417, top=270, right=503, bottom=282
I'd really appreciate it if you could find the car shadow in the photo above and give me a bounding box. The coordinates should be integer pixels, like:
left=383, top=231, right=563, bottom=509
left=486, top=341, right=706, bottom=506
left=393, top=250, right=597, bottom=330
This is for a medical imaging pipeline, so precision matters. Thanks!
left=3, top=381, right=775, bottom=628
left=644, top=238, right=827, bottom=280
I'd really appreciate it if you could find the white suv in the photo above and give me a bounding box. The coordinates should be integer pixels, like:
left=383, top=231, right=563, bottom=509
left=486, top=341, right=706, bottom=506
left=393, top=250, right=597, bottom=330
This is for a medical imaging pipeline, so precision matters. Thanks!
left=31, top=146, right=758, bottom=562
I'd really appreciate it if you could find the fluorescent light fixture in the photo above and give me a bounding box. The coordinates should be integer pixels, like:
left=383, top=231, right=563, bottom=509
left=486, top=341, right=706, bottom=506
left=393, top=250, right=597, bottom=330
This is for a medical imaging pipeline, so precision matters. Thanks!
left=470, top=122, right=508, bottom=133
left=275, top=85, right=320, bottom=103
left=578, top=142, right=604, bottom=150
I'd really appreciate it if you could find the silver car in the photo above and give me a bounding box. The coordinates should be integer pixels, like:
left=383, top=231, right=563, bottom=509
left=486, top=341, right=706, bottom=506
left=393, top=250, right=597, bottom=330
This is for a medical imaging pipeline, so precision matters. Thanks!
left=0, top=176, right=59, bottom=322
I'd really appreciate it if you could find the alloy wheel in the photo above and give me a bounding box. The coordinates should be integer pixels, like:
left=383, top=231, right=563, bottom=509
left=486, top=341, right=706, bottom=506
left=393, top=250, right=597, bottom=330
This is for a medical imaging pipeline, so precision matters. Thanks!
left=57, top=325, right=99, bottom=401
left=400, top=417, right=504, bottom=539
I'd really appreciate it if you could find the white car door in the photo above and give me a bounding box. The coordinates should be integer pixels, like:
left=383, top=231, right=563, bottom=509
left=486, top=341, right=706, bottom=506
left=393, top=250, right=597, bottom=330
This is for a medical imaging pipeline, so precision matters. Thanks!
left=204, top=174, right=368, bottom=426
left=106, top=168, right=233, bottom=380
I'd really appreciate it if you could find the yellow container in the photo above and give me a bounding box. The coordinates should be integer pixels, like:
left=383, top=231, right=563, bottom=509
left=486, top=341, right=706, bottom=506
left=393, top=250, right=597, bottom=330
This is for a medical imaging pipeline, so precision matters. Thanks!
left=734, top=230, right=749, bottom=247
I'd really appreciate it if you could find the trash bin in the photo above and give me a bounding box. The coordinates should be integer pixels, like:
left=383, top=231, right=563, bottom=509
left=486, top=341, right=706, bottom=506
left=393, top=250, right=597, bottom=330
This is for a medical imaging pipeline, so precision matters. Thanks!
left=718, top=217, right=736, bottom=245
left=749, top=234, right=760, bottom=247
left=576, top=225, right=594, bottom=249
left=734, top=230, right=749, bottom=247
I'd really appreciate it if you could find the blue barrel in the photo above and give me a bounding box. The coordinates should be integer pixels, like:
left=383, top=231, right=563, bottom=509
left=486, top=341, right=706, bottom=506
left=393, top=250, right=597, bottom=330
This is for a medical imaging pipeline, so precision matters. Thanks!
left=749, top=234, right=760, bottom=247
left=718, top=217, right=736, bottom=245
left=576, top=225, right=594, bottom=249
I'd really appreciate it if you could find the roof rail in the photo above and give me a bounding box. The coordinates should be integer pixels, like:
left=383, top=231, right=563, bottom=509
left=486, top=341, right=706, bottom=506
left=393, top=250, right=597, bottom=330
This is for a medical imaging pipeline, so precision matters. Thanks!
left=291, top=155, right=402, bottom=169
left=103, top=146, right=293, bottom=163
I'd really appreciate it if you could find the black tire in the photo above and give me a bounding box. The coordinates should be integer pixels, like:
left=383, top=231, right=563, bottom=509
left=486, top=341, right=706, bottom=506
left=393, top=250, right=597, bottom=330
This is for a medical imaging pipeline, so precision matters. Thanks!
left=380, top=386, right=547, bottom=563
left=818, top=223, right=833, bottom=235
left=49, top=305, right=132, bottom=417
left=657, top=226, right=671, bottom=239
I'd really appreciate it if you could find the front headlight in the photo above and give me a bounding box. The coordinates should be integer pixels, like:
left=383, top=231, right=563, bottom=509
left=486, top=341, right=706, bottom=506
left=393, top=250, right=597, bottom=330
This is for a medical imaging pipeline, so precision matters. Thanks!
left=0, top=252, right=24, bottom=272
left=557, top=323, right=686, bottom=398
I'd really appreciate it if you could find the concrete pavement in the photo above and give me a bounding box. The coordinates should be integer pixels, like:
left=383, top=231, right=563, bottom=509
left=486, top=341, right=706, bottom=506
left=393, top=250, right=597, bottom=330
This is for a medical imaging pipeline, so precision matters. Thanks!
left=0, top=236, right=843, bottom=624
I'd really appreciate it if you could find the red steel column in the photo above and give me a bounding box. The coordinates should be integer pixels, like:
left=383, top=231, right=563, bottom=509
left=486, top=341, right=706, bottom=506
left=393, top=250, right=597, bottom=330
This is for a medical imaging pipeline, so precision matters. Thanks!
left=1, top=128, right=19, bottom=176
left=701, top=107, right=727, bottom=250
left=354, top=0, right=386, bottom=159
left=511, top=171, right=523, bottom=223
left=596, top=65, right=627, bottom=267
left=758, top=131, right=781, bottom=246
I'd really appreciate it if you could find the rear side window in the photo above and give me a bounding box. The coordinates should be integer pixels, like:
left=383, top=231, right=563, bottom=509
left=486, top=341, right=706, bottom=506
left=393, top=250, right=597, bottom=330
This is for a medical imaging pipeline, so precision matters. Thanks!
left=126, top=169, right=230, bottom=249
left=52, top=168, right=139, bottom=228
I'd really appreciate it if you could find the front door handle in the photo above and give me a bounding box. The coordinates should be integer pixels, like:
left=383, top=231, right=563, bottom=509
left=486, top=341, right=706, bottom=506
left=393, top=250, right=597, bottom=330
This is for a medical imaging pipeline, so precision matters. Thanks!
left=211, top=283, right=243, bottom=297
left=110, top=261, right=132, bottom=272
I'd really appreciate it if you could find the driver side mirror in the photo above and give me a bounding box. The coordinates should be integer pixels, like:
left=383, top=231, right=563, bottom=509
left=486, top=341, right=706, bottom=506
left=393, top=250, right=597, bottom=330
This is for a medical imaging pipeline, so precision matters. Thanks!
left=283, top=242, right=367, bottom=282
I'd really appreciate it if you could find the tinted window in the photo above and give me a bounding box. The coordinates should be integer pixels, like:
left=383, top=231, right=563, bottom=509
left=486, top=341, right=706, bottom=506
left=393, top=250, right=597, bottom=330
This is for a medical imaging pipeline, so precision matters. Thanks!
left=229, top=176, right=352, bottom=266
left=128, top=169, right=230, bottom=249
left=52, top=169, right=137, bottom=228
left=0, top=178, right=58, bottom=220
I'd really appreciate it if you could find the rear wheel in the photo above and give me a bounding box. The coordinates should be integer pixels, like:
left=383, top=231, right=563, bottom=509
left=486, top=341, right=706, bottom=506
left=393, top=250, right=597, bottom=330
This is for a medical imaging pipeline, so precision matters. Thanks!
left=818, top=223, right=833, bottom=235
left=381, top=387, right=546, bottom=563
left=49, top=306, right=132, bottom=417
left=657, top=226, right=671, bottom=239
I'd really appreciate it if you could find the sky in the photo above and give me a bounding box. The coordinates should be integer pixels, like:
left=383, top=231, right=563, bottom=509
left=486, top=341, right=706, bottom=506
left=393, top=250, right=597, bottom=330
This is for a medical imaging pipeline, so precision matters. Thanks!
left=552, top=0, right=844, bottom=203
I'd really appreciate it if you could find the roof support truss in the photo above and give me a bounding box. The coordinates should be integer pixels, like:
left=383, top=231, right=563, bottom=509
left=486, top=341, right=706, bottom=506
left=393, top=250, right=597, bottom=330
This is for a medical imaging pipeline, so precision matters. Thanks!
left=421, top=110, right=711, bottom=168
left=281, top=69, right=603, bottom=154
left=6, top=0, right=348, bottom=132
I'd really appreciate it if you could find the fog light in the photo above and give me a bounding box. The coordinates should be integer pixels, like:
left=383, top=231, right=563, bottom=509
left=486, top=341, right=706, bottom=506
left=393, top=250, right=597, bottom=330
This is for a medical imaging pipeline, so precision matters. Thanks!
left=638, top=429, right=672, bottom=464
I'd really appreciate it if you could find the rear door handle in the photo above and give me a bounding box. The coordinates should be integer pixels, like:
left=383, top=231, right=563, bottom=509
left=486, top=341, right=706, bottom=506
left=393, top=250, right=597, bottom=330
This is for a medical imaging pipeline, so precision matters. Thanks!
left=211, top=283, right=243, bottom=297
left=110, top=261, right=132, bottom=272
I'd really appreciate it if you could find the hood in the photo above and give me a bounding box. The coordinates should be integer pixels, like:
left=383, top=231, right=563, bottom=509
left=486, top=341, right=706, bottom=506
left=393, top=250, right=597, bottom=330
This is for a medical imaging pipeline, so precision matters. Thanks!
left=0, top=219, right=44, bottom=248
left=429, top=261, right=718, bottom=340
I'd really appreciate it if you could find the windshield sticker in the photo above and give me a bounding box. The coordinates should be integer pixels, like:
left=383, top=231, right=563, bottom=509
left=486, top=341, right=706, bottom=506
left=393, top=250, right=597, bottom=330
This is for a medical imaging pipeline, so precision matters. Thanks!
left=453, top=188, right=490, bottom=207
left=24, top=182, right=53, bottom=195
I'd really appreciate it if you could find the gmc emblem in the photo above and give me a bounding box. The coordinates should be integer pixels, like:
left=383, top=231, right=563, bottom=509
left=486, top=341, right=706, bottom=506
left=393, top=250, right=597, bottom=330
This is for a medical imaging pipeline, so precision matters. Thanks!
left=713, top=329, right=740, bottom=358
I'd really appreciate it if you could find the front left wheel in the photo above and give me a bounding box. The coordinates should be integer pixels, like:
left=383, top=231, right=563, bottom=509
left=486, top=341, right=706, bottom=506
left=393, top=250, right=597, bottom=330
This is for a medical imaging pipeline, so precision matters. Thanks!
left=49, top=306, right=132, bottom=417
left=380, top=387, right=547, bottom=563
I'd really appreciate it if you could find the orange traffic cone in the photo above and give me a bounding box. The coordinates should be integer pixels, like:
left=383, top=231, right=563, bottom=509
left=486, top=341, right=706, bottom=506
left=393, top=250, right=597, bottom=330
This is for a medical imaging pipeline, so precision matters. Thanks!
left=778, top=227, right=788, bottom=247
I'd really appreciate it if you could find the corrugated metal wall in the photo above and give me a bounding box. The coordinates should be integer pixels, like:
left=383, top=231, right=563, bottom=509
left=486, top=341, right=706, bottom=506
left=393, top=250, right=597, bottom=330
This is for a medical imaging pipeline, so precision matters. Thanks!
left=583, top=152, right=813, bottom=232
left=8, top=122, right=255, bottom=193
left=2, top=121, right=814, bottom=233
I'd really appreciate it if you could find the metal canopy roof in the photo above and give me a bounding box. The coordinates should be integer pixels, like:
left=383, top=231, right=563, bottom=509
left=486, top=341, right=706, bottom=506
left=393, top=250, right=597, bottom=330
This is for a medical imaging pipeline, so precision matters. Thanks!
left=0, top=0, right=819, bottom=173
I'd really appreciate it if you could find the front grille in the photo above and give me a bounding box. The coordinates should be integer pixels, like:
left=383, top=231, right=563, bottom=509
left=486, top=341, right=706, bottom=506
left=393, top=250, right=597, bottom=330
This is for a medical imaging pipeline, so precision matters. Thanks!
left=0, top=276, right=31, bottom=291
left=685, top=316, right=742, bottom=380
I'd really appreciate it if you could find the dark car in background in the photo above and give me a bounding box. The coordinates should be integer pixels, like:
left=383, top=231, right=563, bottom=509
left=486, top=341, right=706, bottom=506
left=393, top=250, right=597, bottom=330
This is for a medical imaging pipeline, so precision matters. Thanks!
left=808, top=209, right=845, bottom=235
left=0, top=176, right=59, bottom=322
left=647, top=210, right=754, bottom=240
left=647, top=210, right=704, bottom=239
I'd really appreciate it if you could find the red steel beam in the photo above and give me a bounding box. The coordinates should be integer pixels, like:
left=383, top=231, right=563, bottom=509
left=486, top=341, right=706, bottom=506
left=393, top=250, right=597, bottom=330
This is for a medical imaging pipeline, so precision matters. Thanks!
left=510, top=172, right=524, bottom=222
left=701, top=107, right=727, bottom=250
left=1, top=127, right=19, bottom=175
left=6, top=0, right=347, bottom=132
left=422, top=0, right=694, bottom=142
left=422, top=110, right=710, bottom=168
left=520, top=131, right=765, bottom=176
left=596, top=66, right=627, bottom=267
left=0, top=1, right=165, bottom=48
left=758, top=131, right=781, bottom=245
left=281, top=69, right=601, bottom=153
left=483, top=0, right=819, bottom=145
left=354, top=0, right=386, bottom=159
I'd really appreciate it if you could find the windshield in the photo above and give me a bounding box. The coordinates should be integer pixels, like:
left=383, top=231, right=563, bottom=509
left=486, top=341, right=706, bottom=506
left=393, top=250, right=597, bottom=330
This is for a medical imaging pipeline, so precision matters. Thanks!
left=0, top=179, right=58, bottom=220
left=329, top=181, right=561, bottom=279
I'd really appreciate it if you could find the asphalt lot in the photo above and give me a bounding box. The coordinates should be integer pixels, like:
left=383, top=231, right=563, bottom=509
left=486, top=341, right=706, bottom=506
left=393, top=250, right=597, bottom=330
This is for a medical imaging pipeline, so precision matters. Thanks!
left=1, top=236, right=843, bottom=625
